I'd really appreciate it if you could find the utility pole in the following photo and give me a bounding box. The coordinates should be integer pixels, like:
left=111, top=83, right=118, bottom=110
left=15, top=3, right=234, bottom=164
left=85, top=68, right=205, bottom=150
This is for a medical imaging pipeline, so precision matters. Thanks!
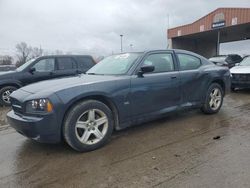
left=167, top=14, right=170, bottom=49
left=120, top=34, right=123, bottom=53
left=217, top=30, right=220, bottom=55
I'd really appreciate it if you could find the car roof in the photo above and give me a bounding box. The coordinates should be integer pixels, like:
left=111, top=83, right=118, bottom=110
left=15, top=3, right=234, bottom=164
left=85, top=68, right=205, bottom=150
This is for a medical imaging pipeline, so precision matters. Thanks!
left=115, top=49, right=207, bottom=60
left=120, top=49, right=199, bottom=55
left=38, top=55, right=93, bottom=59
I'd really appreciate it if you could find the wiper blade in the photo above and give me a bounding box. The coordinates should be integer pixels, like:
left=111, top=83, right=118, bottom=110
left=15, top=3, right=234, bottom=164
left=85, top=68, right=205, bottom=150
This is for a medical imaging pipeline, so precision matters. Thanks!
left=86, top=73, right=105, bottom=75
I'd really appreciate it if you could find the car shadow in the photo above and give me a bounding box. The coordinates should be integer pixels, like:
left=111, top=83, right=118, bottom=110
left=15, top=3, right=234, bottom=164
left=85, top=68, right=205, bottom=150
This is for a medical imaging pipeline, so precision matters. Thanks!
left=231, top=88, right=250, bottom=94
left=16, top=109, right=200, bottom=155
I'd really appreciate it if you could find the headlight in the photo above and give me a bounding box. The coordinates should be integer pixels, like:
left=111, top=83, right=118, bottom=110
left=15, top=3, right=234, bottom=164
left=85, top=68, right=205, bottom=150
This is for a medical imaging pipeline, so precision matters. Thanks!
left=26, top=99, right=53, bottom=114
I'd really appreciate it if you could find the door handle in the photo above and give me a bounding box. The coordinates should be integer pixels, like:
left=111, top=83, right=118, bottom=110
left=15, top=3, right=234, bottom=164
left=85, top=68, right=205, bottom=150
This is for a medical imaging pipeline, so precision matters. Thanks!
left=171, top=76, right=177, bottom=79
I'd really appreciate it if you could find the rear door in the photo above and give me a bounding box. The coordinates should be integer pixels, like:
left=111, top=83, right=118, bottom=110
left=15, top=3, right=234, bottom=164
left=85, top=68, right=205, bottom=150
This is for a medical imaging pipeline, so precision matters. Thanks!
left=74, top=56, right=95, bottom=73
left=176, top=53, right=205, bottom=105
left=54, top=57, right=77, bottom=78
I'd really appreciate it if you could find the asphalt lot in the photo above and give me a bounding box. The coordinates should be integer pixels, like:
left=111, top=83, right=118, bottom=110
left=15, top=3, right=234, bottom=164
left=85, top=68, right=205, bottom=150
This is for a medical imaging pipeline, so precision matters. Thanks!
left=1, top=91, right=250, bottom=188
left=0, top=107, right=9, bottom=130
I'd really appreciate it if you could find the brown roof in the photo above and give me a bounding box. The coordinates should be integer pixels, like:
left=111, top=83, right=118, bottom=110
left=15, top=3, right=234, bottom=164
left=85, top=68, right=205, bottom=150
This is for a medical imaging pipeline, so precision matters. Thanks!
left=168, top=8, right=250, bottom=39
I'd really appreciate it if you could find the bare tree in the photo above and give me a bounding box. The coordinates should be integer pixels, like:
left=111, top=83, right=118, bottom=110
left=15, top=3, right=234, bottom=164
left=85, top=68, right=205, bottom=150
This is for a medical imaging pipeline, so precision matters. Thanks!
left=30, top=47, right=43, bottom=59
left=16, top=42, right=32, bottom=67
left=0, top=56, right=13, bottom=65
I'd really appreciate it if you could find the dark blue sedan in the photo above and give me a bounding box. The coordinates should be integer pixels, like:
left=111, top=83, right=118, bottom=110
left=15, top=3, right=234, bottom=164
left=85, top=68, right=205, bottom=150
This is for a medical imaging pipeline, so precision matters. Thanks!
left=7, top=50, right=231, bottom=152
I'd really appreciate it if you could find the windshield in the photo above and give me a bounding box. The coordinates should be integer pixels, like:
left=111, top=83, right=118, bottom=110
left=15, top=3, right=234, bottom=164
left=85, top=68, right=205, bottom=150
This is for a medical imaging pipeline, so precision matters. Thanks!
left=87, top=53, right=142, bottom=75
left=16, top=58, right=36, bottom=71
left=240, top=56, right=250, bottom=66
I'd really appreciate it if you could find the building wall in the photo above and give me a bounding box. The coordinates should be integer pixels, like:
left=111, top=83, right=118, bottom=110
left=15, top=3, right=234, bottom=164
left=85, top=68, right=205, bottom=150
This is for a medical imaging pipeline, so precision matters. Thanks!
left=168, top=8, right=250, bottom=39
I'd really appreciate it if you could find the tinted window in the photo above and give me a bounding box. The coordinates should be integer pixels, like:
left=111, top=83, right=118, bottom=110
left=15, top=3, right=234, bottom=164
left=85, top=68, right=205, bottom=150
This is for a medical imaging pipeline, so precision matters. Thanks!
left=32, top=58, right=55, bottom=72
left=57, top=57, right=75, bottom=70
left=177, top=54, right=201, bottom=71
left=230, top=55, right=242, bottom=63
left=143, top=53, right=174, bottom=73
left=76, top=57, right=94, bottom=70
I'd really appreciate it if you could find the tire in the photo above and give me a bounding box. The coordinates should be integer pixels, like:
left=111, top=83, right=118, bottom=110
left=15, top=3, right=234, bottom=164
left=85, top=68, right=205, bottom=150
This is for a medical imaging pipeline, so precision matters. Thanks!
left=201, top=83, right=223, bottom=114
left=63, top=100, right=114, bottom=152
left=0, top=86, right=17, bottom=106
left=231, top=87, right=236, bottom=92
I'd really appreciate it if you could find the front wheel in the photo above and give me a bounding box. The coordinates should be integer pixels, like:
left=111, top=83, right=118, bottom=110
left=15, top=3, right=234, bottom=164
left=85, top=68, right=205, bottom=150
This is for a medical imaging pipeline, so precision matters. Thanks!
left=201, top=83, right=223, bottom=114
left=0, top=86, right=17, bottom=106
left=63, top=100, right=114, bottom=152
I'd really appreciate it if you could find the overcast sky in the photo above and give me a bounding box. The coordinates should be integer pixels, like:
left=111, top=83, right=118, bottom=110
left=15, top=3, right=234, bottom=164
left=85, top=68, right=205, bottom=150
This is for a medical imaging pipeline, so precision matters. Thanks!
left=0, top=0, right=249, bottom=56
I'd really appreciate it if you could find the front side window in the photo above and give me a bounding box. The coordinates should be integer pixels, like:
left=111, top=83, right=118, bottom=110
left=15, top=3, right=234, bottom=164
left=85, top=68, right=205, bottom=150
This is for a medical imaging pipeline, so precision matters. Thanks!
left=32, top=58, right=55, bottom=72
left=177, top=54, right=201, bottom=71
left=57, top=57, right=75, bottom=70
left=142, top=53, right=174, bottom=73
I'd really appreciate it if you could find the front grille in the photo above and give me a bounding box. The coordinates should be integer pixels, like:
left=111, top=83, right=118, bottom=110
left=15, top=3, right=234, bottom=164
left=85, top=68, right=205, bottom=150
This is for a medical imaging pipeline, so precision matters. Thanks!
left=232, top=74, right=250, bottom=81
left=10, top=97, right=23, bottom=115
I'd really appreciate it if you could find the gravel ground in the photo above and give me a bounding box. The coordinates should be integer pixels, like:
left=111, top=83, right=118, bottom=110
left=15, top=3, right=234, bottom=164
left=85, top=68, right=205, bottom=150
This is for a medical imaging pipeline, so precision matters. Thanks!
left=0, top=107, right=10, bottom=126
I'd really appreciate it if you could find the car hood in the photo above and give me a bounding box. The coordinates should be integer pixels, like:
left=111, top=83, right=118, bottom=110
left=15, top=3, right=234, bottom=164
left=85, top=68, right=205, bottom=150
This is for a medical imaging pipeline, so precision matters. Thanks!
left=21, top=74, right=123, bottom=94
left=230, top=66, right=250, bottom=74
left=0, top=70, right=17, bottom=77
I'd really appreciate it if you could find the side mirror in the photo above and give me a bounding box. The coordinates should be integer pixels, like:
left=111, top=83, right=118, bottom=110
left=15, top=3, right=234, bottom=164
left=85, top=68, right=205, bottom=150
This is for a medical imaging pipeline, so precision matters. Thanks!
left=29, top=67, right=36, bottom=74
left=137, top=65, right=155, bottom=77
left=235, top=63, right=240, bottom=66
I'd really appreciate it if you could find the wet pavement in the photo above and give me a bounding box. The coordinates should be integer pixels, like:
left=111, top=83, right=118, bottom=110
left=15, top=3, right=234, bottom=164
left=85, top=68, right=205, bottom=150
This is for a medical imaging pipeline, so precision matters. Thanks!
left=1, top=91, right=250, bottom=188
left=0, top=107, right=9, bottom=128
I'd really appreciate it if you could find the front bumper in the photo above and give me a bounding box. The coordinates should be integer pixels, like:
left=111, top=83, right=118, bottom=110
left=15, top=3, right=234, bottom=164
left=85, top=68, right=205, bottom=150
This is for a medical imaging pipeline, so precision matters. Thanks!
left=7, top=110, right=61, bottom=143
left=231, top=81, right=250, bottom=89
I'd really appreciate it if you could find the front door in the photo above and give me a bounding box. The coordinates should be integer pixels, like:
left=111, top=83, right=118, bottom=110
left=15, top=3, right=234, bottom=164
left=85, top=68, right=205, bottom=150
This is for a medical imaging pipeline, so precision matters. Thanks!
left=21, top=58, right=56, bottom=85
left=130, top=52, right=181, bottom=118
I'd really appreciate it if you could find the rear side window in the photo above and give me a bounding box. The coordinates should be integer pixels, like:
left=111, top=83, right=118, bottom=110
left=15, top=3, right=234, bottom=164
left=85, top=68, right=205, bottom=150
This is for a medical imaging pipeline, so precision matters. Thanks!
left=57, top=57, right=75, bottom=70
left=76, top=57, right=95, bottom=70
left=177, top=54, right=201, bottom=71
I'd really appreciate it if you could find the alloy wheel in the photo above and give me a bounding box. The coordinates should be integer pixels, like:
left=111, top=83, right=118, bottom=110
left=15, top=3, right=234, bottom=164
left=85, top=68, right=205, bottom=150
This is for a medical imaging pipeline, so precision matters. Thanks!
left=75, top=109, right=108, bottom=145
left=209, top=88, right=222, bottom=111
left=2, top=89, right=13, bottom=104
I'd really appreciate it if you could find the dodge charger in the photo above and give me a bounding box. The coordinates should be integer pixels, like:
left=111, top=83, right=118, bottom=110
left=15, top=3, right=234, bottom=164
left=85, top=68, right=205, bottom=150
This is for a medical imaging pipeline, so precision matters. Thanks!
left=7, top=50, right=230, bottom=152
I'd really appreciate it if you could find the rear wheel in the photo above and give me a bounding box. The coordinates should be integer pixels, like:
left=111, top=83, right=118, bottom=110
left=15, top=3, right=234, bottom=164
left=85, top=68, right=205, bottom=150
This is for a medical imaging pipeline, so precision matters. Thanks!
left=0, top=86, right=17, bottom=106
left=63, top=100, right=114, bottom=152
left=201, top=83, right=223, bottom=114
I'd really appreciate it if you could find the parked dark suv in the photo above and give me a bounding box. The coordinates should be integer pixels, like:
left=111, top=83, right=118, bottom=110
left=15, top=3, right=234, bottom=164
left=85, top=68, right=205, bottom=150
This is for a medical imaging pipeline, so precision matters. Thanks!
left=0, top=55, right=95, bottom=106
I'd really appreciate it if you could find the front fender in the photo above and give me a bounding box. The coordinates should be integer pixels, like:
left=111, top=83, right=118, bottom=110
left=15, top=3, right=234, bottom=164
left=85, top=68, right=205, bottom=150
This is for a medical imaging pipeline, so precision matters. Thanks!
left=0, top=79, right=23, bottom=88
